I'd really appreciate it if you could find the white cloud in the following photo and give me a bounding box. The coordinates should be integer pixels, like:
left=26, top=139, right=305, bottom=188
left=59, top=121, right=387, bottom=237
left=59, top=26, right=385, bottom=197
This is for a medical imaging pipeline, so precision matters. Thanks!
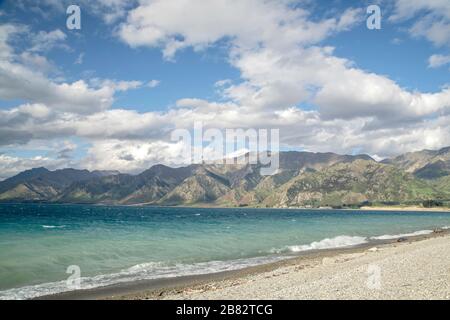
left=116, top=1, right=450, bottom=122
left=0, top=154, right=69, bottom=181
left=391, top=37, right=403, bottom=45
left=215, top=79, right=232, bottom=87
left=75, top=52, right=84, bottom=65
left=118, top=0, right=362, bottom=59
left=390, top=0, right=450, bottom=46
left=410, top=17, right=450, bottom=47
left=82, top=0, right=137, bottom=24
left=0, top=61, right=115, bottom=114
left=390, top=0, right=450, bottom=21
left=80, top=139, right=189, bottom=173
left=19, top=52, right=58, bottom=74
left=147, top=79, right=160, bottom=88
left=2, top=1, right=450, bottom=179
left=428, top=54, right=450, bottom=68
left=107, top=0, right=450, bottom=162
left=0, top=24, right=23, bottom=59
left=17, top=103, right=52, bottom=119
left=55, top=140, right=77, bottom=159
left=2, top=95, right=450, bottom=176
left=30, top=29, right=67, bottom=52
left=0, top=24, right=146, bottom=115
left=89, top=78, right=144, bottom=92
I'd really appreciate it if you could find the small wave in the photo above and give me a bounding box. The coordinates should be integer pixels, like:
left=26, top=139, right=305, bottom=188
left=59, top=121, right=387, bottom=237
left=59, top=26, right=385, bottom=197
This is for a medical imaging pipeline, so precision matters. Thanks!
left=0, top=255, right=285, bottom=300
left=286, top=235, right=368, bottom=253
left=126, top=262, right=165, bottom=272
left=370, top=230, right=433, bottom=240
left=42, top=225, right=65, bottom=229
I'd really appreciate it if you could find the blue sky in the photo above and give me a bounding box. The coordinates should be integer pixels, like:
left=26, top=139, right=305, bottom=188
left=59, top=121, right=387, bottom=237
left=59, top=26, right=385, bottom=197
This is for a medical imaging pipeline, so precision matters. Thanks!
left=0, top=0, right=449, bottom=179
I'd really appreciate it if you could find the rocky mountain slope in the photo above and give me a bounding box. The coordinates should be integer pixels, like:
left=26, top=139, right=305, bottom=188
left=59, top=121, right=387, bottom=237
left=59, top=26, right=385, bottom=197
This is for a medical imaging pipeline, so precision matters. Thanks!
left=0, top=168, right=118, bottom=202
left=383, top=147, right=450, bottom=175
left=1, top=148, right=450, bottom=207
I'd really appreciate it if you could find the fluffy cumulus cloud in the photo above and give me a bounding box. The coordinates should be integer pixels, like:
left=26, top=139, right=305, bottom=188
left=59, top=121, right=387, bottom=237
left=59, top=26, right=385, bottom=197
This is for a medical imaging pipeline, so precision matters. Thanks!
left=116, top=0, right=450, bottom=123
left=0, top=154, right=71, bottom=181
left=29, top=29, right=67, bottom=52
left=0, top=63, right=115, bottom=114
left=1, top=0, right=450, bottom=179
left=390, top=0, right=450, bottom=46
left=118, top=0, right=362, bottom=59
left=0, top=24, right=144, bottom=116
left=80, top=139, right=190, bottom=173
left=93, top=0, right=138, bottom=24
left=428, top=54, right=450, bottom=68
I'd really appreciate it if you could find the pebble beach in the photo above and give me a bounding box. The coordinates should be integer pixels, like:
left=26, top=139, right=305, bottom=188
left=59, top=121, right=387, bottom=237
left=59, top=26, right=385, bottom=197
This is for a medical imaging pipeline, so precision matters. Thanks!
left=154, top=233, right=450, bottom=300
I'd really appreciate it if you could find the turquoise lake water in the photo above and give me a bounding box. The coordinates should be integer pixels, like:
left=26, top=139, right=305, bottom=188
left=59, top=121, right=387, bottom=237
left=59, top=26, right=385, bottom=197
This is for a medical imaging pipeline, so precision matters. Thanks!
left=0, top=203, right=449, bottom=299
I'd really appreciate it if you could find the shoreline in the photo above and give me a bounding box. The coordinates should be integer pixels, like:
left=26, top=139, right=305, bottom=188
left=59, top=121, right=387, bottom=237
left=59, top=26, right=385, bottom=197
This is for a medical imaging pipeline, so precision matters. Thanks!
left=37, top=228, right=450, bottom=300
left=359, top=205, right=450, bottom=212
left=3, top=202, right=450, bottom=213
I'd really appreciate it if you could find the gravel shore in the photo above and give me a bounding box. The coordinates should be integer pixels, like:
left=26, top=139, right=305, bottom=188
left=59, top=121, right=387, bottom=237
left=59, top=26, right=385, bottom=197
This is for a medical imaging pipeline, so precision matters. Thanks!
left=160, top=234, right=450, bottom=300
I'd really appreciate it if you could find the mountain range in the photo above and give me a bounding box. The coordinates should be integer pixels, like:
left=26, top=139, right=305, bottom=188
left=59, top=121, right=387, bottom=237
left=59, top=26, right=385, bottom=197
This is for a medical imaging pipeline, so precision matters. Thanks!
left=2, top=147, right=450, bottom=208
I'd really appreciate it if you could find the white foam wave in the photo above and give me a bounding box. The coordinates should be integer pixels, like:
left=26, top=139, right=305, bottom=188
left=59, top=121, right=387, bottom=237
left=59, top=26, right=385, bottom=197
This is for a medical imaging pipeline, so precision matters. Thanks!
left=0, top=255, right=285, bottom=300
left=287, top=235, right=368, bottom=253
left=42, top=225, right=65, bottom=229
left=370, top=230, right=433, bottom=240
